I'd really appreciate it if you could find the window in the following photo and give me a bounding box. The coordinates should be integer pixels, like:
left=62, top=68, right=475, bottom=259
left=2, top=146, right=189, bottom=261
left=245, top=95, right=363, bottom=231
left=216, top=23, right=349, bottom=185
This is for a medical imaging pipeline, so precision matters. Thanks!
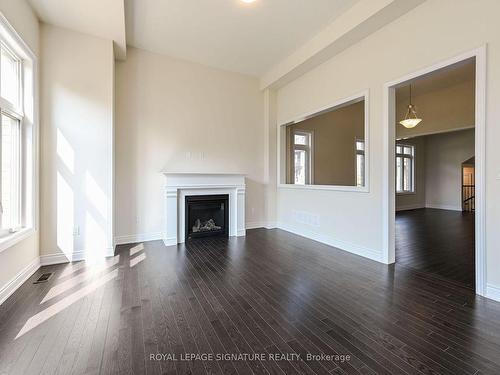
left=293, top=130, right=312, bottom=184
left=355, top=139, right=365, bottom=187
left=0, top=42, right=24, bottom=238
left=281, top=96, right=366, bottom=188
left=0, top=43, right=22, bottom=236
left=0, top=15, right=35, bottom=251
left=396, top=144, right=415, bottom=193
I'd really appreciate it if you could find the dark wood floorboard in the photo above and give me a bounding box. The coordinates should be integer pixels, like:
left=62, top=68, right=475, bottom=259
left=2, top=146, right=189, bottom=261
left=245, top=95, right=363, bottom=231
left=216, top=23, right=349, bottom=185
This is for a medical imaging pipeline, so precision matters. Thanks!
left=1, top=228, right=499, bottom=374
left=396, top=208, right=475, bottom=289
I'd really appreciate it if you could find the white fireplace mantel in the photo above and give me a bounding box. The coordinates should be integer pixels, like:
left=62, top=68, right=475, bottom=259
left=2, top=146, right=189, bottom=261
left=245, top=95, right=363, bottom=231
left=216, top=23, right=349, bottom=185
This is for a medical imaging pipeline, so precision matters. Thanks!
left=162, top=173, right=246, bottom=246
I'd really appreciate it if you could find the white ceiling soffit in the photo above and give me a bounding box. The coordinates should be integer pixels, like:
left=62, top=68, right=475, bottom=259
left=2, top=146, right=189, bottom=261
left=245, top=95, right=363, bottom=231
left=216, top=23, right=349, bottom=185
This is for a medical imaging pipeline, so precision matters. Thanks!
left=124, top=0, right=359, bottom=77
left=261, top=0, right=427, bottom=90
left=28, top=0, right=127, bottom=60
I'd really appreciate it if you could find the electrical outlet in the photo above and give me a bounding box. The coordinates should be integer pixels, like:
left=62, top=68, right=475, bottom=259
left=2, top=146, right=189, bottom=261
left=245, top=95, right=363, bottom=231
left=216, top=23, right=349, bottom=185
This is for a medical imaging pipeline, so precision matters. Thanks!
left=72, top=226, right=80, bottom=236
left=292, top=210, right=320, bottom=227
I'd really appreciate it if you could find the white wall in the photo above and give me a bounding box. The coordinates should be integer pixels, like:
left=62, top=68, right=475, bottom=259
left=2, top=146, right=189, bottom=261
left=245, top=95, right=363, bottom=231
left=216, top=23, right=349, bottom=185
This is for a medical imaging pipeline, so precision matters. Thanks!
left=425, top=129, right=474, bottom=211
left=40, top=24, right=114, bottom=260
left=114, top=47, right=265, bottom=241
left=272, top=0, right=500, bottom=289
left=0, top=1, right=39, bottom=300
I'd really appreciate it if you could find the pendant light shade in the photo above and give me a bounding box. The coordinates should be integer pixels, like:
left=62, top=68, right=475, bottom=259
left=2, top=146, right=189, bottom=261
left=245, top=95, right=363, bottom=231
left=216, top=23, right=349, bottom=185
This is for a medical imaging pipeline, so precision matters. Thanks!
left=399, top=85, right=422, bottom=129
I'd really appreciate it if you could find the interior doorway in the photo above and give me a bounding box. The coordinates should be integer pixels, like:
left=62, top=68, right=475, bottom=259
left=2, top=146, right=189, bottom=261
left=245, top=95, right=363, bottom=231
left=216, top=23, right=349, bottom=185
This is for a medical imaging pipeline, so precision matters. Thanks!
left=383, top=48, right=486, bottom=295
left=462, top=158, right=475, bottom=212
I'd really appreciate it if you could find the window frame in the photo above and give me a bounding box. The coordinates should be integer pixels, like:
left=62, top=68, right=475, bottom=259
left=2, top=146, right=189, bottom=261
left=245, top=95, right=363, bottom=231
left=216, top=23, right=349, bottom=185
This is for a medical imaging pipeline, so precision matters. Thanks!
left=0, top=12, right=38, bottom=253
left=278, top=90, right=370, bottom=192
left=395, top=143, right=415, bottom=194
left=291, top=129, right=313, bottom=185
left=355, top=138, right=365, bottom=187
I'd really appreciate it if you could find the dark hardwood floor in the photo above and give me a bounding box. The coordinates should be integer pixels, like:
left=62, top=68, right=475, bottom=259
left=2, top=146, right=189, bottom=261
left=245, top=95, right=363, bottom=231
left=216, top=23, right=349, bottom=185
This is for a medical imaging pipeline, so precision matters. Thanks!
left=396, top=208, right=475, bottom=289
left=1, top=228, right=500, bottom=374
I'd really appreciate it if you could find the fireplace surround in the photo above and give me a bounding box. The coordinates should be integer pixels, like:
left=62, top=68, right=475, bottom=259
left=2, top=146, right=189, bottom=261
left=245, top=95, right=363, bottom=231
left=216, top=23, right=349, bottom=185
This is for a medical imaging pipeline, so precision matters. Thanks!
left=162, top=173, right=246, bottom=246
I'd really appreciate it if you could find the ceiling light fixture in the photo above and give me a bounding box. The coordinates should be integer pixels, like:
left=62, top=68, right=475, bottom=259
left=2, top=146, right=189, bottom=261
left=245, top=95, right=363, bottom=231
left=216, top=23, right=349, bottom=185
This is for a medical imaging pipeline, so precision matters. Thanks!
left=241, top=0, right=256, bottom=3
left=399, top=84, right=422, bottom=129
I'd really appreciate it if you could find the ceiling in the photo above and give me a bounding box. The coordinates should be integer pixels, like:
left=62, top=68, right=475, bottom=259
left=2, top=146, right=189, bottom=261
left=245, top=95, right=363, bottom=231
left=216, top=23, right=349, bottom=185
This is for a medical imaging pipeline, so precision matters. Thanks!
left=396, top=58, right=475, bottom=100
left=124, top=0, right=359, bottom=76
left=28, top=0, right=126, bottom=59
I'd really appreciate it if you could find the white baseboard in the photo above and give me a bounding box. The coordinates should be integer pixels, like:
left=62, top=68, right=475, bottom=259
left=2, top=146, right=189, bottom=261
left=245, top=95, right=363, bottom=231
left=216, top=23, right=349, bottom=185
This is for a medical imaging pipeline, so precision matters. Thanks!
left=40, top=252, right=71, bottom=266
left=265, top=221, right=277, bottom=229
left=40, top=248, right=115, bottom=266
left=277, top=222, right=382, bottom=263
left=425, top=204, right=462, bottom=211
left=114, top=232, right=163, bottom=246
left=486, top=284, right=500, bottom=303
left=0, top=257, right=40, bottom=305
left=246, top=221, right=267, bottom=230
left=247, top=221, right=278, bottom=229
left=396, top=204, right=425, bottom=212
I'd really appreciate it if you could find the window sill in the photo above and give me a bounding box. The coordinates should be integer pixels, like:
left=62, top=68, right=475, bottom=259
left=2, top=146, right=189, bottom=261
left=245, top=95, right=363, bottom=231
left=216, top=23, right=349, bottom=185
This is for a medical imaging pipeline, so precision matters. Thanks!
left=0, top=227, right=35, bottom=254
left=278, top=183, right=369, bottom=193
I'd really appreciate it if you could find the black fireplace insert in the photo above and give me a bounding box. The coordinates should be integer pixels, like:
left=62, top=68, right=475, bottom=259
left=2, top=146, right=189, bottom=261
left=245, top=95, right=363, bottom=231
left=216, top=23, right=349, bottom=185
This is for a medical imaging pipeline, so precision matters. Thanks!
left=185, top=194, right=229, bottom=240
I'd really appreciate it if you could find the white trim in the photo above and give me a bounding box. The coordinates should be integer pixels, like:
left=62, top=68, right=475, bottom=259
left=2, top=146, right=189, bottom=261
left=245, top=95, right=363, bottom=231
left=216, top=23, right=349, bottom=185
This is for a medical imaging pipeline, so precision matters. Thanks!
left=0, top=12, right=39, bottom=247
left=396, top=204, right=425, bottom=212
left=486, top=284, right=500, bottom=303
left=0, top=256, right=39, bottom=305
left=277, top=222, right=381, bottom=262
left=114, top=232, right=163, bottom=246
left=265, top=222, right=277, bottom=229
left=277, top=90, right=370, bottom=193
left=246, top=221, right=267, bottom=230
left=163, top=237, right=177, bottom=247
left=40, top=248, right=115, bottom=265
left=425, top=204, right=462, bottom=212
left=0, top=227, right=34, bottom=253
left=382, top=46, right=487, bottom=296
left=39, top=252, right=71, bottom=266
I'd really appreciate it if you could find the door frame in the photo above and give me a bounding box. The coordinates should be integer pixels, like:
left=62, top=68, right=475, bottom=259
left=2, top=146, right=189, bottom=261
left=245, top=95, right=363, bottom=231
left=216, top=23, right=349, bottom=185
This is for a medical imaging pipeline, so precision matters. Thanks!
left=382, top=46, right=487, bottom=296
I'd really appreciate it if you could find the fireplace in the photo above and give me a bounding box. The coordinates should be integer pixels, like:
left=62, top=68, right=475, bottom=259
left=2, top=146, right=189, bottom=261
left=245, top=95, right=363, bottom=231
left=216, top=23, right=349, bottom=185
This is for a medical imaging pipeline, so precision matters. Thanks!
left=163, top=173, right=245, bottom=246
left=185, top=194, right=229, bottom=240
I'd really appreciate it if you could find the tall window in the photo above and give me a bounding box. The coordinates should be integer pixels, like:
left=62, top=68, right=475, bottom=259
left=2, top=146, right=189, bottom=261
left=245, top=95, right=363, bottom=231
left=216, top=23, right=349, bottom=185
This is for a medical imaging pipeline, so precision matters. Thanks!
left=0, top=43, right=22, bottom=236
left=293, top=130, right=312, bottom=184
left=396, top=144, right=415, bottom=193
left=355, top=139, right=365, bottom=187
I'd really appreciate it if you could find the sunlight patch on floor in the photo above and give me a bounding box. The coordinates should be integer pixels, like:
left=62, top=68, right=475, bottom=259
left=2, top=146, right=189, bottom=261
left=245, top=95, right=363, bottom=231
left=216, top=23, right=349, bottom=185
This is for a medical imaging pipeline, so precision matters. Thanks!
left=16, top=269, right=118, bottom=339
left=129, top=243, right=144, bottom=256
left=130, top=253, right=146, bottom=267
left=41, top=256, right=120, bottom=304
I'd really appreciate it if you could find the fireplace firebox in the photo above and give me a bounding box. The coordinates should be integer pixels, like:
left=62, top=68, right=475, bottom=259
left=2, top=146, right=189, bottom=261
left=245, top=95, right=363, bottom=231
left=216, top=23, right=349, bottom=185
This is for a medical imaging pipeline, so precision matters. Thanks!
left=185, top=194, right=229, bottom=240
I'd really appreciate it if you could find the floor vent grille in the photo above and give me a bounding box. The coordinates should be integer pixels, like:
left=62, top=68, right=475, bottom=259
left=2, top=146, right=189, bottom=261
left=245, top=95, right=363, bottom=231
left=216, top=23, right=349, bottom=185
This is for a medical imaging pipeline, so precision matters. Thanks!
left=34, top=273, right=53, bottom=284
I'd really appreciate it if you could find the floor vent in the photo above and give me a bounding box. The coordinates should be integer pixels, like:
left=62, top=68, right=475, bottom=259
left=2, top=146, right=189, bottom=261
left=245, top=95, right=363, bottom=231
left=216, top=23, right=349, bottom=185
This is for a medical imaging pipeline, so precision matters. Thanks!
left=34, top=273, right=53, bottom=284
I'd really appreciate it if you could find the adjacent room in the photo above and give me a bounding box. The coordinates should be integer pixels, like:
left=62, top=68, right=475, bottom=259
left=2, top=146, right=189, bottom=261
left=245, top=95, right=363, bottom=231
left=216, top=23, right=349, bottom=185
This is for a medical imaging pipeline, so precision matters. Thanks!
left=0, top=1, right=500, bottom=374
left=394, top=59, right=476, bottom=289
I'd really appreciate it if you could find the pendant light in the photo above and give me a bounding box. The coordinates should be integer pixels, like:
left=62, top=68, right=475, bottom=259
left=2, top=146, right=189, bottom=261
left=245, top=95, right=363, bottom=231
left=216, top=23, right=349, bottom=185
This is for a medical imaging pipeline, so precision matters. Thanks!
left=399, top=84, right=422, bottom=128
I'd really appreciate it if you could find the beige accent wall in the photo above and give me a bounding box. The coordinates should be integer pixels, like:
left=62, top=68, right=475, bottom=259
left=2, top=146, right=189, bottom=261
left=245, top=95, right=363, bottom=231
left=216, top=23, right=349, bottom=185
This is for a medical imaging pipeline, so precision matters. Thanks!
left=40, top=24, right=114, bottom=258
left=425, top=129, right=475, bottom=211
left=396, top=79, right=475, bottom=139
left=285, top=100, right=364, bottom=186
left=114, top=47, right=265, bottom=239
left=273, top=0, right=500, bottom=288
left=0, top=1, right=39, bottom=297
